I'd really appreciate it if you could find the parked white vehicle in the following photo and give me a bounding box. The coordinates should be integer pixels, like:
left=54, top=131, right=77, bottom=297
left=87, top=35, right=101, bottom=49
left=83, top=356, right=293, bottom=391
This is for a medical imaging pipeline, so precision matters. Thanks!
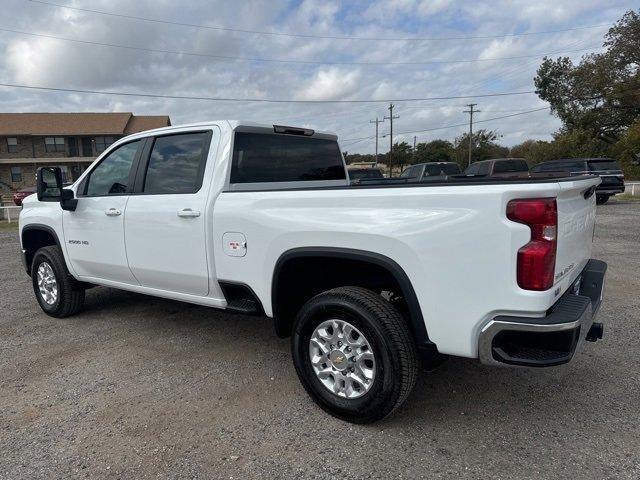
left=19, top=121, right=607, bottom=423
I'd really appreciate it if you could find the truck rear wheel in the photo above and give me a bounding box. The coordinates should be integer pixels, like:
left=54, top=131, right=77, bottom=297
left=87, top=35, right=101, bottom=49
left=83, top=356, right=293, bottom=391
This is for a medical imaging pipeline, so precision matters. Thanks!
left=291, top=286, right=418, bottom=423
left=31, top=246, right=85, bottom=318
left=596, top=194, right=610, bottom=205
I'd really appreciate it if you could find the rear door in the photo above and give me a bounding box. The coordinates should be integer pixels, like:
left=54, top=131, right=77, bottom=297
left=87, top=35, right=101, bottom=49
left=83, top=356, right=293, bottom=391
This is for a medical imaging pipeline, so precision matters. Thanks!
left=124, top=130, right=217, bottom=296
left=64, top=140, right=142, bottom=283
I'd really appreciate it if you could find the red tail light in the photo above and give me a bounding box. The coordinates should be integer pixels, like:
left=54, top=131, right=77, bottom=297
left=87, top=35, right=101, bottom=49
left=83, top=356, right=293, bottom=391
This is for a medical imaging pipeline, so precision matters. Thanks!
left=507, top=198, right=557, bottom=291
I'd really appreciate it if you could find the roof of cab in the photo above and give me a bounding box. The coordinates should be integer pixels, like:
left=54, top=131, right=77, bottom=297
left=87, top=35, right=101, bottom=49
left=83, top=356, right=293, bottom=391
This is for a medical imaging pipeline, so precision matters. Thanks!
left=122, top=120, right=338, bottom=140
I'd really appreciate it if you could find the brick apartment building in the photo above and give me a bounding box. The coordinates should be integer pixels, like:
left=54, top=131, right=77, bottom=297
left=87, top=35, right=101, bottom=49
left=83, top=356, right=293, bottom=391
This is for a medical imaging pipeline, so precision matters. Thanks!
left=0, top=112, right=171, bottom=200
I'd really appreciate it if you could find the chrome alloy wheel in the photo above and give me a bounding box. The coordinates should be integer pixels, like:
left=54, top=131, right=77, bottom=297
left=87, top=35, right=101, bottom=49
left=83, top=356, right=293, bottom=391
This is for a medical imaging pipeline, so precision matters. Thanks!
left=37, top=261, right=58, bottom=305
left=309, top=319, right=376, bottom=399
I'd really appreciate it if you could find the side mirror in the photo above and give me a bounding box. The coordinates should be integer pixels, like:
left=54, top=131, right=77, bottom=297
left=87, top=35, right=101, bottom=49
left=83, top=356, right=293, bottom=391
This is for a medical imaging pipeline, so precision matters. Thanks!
left=37, top=167, right=63, bottom=201
left=61, top=188, right=77, bottom=211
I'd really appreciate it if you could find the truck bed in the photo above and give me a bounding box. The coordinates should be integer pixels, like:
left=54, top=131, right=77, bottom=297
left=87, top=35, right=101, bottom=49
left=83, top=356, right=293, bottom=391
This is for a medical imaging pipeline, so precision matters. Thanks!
left=350, top=174, right=598, bottom=189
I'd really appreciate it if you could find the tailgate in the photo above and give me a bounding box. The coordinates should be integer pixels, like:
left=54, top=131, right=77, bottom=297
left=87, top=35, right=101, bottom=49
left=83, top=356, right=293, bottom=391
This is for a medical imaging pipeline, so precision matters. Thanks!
left=554, top=177, right=600, bottom=290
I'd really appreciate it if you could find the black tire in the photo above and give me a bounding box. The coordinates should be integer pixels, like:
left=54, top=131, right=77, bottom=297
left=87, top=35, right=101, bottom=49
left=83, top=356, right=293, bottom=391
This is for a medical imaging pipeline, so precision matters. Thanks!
left=291, top=286, right=418, bottom=423
left=596, top=194, right=610, bottom=205
left=31, top=245, right=85, bottom=318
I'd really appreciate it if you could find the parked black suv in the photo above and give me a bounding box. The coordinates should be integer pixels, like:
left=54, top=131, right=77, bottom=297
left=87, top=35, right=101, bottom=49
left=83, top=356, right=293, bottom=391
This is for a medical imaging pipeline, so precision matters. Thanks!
left=530, top=158, right=625, bottom=204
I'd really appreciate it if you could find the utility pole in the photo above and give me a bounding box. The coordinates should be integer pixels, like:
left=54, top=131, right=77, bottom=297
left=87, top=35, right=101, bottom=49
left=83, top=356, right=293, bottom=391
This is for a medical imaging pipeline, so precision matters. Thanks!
left=369, top=117, right=384, bottom=166
left=384, top=103, right=399, bottom=177
left=413, top=135, right=417, bottom=167
left=464, top=103, right=479, bottom=168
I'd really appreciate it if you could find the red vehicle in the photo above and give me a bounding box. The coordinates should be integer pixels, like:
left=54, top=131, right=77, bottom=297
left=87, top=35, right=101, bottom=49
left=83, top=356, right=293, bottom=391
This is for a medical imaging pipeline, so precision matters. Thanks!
left=13, top=187, right=37, bottom=206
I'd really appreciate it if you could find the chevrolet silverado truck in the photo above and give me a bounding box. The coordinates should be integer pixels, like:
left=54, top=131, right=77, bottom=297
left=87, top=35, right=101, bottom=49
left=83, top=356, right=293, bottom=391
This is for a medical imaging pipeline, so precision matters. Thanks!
left=19, top=121, right=607, bottom=423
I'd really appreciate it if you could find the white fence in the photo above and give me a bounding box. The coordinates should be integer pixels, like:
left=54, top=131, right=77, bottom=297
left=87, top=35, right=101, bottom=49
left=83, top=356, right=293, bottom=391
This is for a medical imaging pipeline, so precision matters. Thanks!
left=0, top=206, right=21, bottom=223
left=625, top=182, right=640, bottom=196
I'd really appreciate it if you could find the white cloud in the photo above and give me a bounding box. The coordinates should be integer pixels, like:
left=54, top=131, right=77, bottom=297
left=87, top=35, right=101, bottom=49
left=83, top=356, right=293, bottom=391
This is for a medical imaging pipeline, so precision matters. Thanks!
left=0, top=0, right=634, bottom=153
left=295, top=68, right=362, bottom=101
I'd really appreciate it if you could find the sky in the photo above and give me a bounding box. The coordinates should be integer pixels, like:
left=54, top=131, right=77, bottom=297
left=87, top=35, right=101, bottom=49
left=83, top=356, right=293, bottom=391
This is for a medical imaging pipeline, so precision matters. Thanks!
left=0, top=0, right=636, bottom=153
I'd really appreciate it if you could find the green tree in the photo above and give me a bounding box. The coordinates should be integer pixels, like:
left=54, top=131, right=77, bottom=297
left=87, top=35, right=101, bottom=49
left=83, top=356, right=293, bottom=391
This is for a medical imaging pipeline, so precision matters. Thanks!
left=453, top=129, right=509, bottom=168
left=534, top=10, right=640, bottom=143
left=392, top=141, right=413, bottom=170
left=415, top=140, right=455, bottom=164
left=612, top=119, right=640, bottom=179
left=510, top=129, right=610, bottom=166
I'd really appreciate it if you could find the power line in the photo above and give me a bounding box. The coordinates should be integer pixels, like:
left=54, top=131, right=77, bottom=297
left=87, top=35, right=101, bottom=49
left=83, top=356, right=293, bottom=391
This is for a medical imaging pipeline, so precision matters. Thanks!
left=341, top=107, right=550, bottom=142
left=0, top=27, right=602, bottom=66
left=0, top=82, right=539, bottom=104
left=26, top=0, right=612, bottom=42
left=394, top=107, right=550, bottom=136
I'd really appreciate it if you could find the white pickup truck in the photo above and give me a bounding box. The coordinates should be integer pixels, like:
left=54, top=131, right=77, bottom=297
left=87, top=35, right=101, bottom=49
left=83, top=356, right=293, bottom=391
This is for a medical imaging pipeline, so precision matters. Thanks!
left=19, top=121, right=607, bottom=423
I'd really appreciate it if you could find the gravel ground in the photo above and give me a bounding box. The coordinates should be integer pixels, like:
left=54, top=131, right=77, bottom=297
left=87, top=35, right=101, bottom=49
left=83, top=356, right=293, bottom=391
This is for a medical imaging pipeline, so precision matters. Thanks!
left=1, top=201, right=639, bottom=479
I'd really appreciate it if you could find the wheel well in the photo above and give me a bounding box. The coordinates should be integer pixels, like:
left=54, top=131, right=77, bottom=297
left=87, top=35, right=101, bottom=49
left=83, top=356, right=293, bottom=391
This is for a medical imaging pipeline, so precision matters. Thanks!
left=22, top=226, right=59, bottom=274
left=271, top=248, right=430, bottom=349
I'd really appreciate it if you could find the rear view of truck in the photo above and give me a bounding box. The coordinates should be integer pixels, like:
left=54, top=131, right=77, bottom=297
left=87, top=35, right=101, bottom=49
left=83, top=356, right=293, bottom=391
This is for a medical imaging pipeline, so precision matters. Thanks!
left=213, top=123, right=607, bottom=422
left=478, top=180, right=606, bottom=367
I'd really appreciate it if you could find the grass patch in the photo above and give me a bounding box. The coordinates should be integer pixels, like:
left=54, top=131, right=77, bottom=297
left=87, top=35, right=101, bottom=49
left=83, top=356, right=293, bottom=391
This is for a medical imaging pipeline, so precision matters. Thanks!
left=613, top=194, right=640, bottom=202
left=0, top=222, right=19, bottom=231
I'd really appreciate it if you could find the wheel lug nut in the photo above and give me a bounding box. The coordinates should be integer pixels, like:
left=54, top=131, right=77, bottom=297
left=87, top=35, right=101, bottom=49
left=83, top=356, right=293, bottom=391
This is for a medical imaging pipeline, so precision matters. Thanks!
left=337, top=341, right=342, bottom=347
left=345, top=346, right=351, bottom=352
left=329, top=344, right=334, bottom=349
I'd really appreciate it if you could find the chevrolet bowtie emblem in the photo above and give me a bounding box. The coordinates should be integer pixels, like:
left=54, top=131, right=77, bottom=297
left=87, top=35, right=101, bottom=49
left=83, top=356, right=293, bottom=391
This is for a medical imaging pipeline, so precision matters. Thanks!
left=334, top=355, right=344, bottom=364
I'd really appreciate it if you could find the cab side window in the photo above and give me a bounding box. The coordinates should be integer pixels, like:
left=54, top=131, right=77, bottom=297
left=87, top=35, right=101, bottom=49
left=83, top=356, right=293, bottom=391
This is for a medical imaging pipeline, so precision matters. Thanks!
left=143, top=132, right=209, bottom=194
left=85, top=141, right=141, bottom=196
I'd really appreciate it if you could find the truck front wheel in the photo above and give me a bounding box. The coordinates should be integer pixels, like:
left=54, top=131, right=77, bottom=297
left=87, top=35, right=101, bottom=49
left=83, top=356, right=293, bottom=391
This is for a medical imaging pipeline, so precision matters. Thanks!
left=31, top=246, right=85, bottom=318
left=291, top=286, right=418, bottom=423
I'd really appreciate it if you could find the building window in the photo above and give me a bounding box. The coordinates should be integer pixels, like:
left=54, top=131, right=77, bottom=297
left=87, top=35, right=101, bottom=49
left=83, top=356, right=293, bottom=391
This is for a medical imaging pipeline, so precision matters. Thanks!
left=7, top=137, right=18, bottom=153
left=45, top=137, right=65, bottom=153
left=95, top=136, right=116, bottom=154
left=11, top=166, right=22, bottom=182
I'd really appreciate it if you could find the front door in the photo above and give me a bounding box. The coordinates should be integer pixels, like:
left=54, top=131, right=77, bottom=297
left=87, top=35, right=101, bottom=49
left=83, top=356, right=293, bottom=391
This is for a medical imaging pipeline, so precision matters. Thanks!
left=63, top=140, right=142, bottom=284
left=124, top=131, right=214, bottom=296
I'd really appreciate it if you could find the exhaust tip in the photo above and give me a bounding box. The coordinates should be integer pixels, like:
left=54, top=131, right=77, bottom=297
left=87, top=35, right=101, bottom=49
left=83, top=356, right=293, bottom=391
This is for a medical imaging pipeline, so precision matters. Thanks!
left=586, top=322, right=604, bottom=342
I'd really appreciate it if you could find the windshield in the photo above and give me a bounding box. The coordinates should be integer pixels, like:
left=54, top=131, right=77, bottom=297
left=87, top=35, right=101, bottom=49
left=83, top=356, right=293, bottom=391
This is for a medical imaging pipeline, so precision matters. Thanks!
left=588, top=160, right=621, bottom=171
left=423, top=164, right=461, bottom=176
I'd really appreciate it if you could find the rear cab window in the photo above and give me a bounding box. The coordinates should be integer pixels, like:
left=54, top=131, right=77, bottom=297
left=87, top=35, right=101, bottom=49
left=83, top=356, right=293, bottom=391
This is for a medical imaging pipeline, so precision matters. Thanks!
left=587, top=160, right=621, bottom=172
left=229, top=129, right=347, bottom=189
left=349, top=169, right=383, bottom=180
left=493, top=160, right=528, bottom=173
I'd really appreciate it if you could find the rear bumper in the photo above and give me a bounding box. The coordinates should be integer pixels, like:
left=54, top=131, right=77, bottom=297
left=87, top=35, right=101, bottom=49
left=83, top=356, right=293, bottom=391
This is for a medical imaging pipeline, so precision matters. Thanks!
left=596, top=185, right=625, bottom=194
left=478, top=259, right=607, bottom=367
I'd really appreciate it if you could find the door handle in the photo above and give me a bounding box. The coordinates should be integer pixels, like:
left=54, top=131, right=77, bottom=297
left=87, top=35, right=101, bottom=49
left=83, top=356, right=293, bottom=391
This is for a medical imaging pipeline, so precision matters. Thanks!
left=105, top=208, right=122, bottom=216
left=177, top=208, right=201, bottom=218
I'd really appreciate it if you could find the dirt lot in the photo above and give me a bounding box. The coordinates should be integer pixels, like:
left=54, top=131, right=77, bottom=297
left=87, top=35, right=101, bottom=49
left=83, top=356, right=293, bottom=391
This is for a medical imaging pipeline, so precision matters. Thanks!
left=1, top=200, right=639, bottom=479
